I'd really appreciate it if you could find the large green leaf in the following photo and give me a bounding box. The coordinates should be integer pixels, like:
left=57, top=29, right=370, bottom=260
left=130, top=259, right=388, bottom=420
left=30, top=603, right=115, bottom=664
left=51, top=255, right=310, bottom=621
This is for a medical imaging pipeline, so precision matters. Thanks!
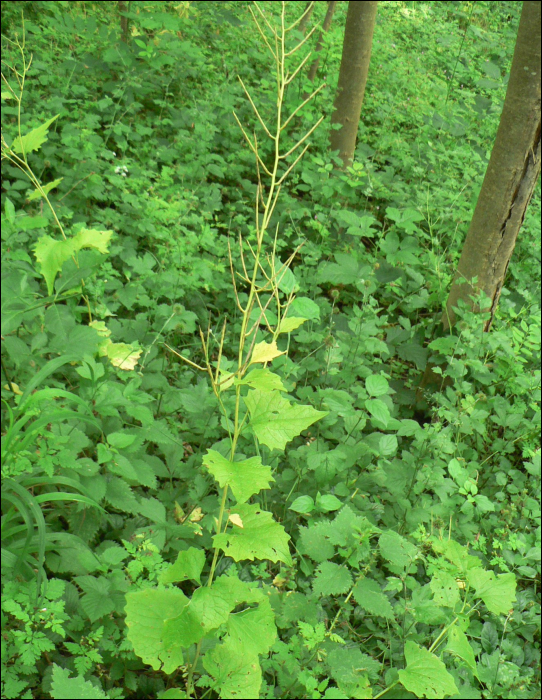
left=365, top=399, right=391, bottom=428
left=160, top=548, right=206, bottom=585
left=244, top=389, right=327, bottom=451
left=312, top=561, right=352, bottom=597
left=365, top=374, right=390, bottom=397
left=203, top=449, right=274, bottom=503
left=213, top=502, right=292, bottom=565
left=11, top=114, right=59, bottom=155
left=203, top=638, right=262, bottom=699
left=398, top=641, right=458, bottom=698
left=50, top=664, right=109, bottom=699
left=236, top=368, right=286, bottom=392
left=162, top=577, right=264, bottom=649
left=34, top=228, right=113, bottom=295
left=226, top=596, right=276, bottom=656
left=379, top=531, right=418, bottom=570
left=467, top=569, right=516, bottom=615
left=125, top=588, right=188, bottom=673
left=445, top=626, right=477, bottom=675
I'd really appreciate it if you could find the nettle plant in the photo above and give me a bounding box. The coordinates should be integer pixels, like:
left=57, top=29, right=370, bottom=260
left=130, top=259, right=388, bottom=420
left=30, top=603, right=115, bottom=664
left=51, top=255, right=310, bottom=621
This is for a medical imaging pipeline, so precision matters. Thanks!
left=124, top=5, right=327, bottom=697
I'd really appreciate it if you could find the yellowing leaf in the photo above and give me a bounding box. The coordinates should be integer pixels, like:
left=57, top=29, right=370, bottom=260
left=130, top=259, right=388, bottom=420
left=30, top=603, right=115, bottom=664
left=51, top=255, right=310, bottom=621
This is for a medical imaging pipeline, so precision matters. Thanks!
left=107, top=343, right=142, bottom=370
left=249, top=340, right=285, bottom=365
left=3, top=382, right=22, bottom=395
left=229, top=513, right=244, bottom=528
left=90, top=322, right=141, bottom=371
left=218, top=369, right=235, bottom=392
left=189, top=507, right=204, bottom=523
left=89, top=320, right=111, bottom=338
left=174, top=502, right=185, bottom=523
left=278, top=316, right=307, bottom=334
left=236, top=368, right=286, bottom=392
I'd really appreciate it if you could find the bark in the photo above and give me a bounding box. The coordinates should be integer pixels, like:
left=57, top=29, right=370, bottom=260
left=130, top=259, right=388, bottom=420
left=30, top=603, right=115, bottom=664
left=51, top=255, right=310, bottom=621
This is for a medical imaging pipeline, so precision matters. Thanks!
left=420, top=1, right=541, bottom=395
left=329, top=1, right=378, bottom=168
left=119, top=0, right=130, bottom=42
left=307, top=1, right=338, bottom=84
left=298, top=1, right=315, bottom=36
left=444, top=0, right=541, bottom=332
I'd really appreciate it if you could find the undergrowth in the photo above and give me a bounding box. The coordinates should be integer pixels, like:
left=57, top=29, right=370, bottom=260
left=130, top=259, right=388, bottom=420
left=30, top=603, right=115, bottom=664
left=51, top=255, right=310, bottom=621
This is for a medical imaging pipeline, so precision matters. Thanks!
left=1, top=2, right=540, bottom=699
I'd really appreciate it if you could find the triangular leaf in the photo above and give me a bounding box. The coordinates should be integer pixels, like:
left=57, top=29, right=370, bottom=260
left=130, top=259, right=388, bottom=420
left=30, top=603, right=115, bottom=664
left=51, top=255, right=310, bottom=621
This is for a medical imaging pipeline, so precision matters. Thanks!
left=213, top=502, right=292, bottom=565
left=445, top=626, right=477, bottom=674
left=278, top=316, right=307, bottom=334
left=12, top=114, right=59, bottom=155
left=125, top=588, right=188, bottom=673
left=226, top=597, right=276, bottom=656
left=398, top=641, right=458, bottom=698
left=203, top=637, right=262, bottom=699
left=162, top=576, right=263, bottom=649
left=249, top=340, right=285, bottom=365
left=245, top=390, right=327, bottom=451
left=34, top=228, right=113, bottom=295
left=27, top=177, right=63, bottom=201
left=467, top=569, right=516, bottom=615
left=203, top=449, right=274, bottom=503
left=236, top=368, right=286, bottom=392
left=160, top=548, right=206, bottom=585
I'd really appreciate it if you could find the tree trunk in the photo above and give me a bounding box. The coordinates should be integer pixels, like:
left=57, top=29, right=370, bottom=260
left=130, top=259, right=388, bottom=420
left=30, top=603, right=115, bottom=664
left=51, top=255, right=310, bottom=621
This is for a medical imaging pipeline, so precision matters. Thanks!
left=329, top=1, right=378, bottom=168
left=444, top=0, right=541, bottom=332
left=298, top=1, right=314, bottom=36
left=419, top=0, right=540, bottom=396
left=119, top=0, right=130, bottom=42
left=307, top=1, right=338, bottom=84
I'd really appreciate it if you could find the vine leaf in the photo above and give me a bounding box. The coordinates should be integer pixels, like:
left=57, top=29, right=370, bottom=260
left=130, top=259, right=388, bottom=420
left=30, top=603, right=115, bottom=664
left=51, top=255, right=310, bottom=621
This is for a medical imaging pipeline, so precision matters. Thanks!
left=278, top=316, right=306, bottom=334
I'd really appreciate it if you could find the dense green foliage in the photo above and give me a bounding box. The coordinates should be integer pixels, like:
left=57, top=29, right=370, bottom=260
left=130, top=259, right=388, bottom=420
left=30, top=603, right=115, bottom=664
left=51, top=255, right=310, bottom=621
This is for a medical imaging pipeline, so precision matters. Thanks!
left=1, top=1, right=540, bottom=699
